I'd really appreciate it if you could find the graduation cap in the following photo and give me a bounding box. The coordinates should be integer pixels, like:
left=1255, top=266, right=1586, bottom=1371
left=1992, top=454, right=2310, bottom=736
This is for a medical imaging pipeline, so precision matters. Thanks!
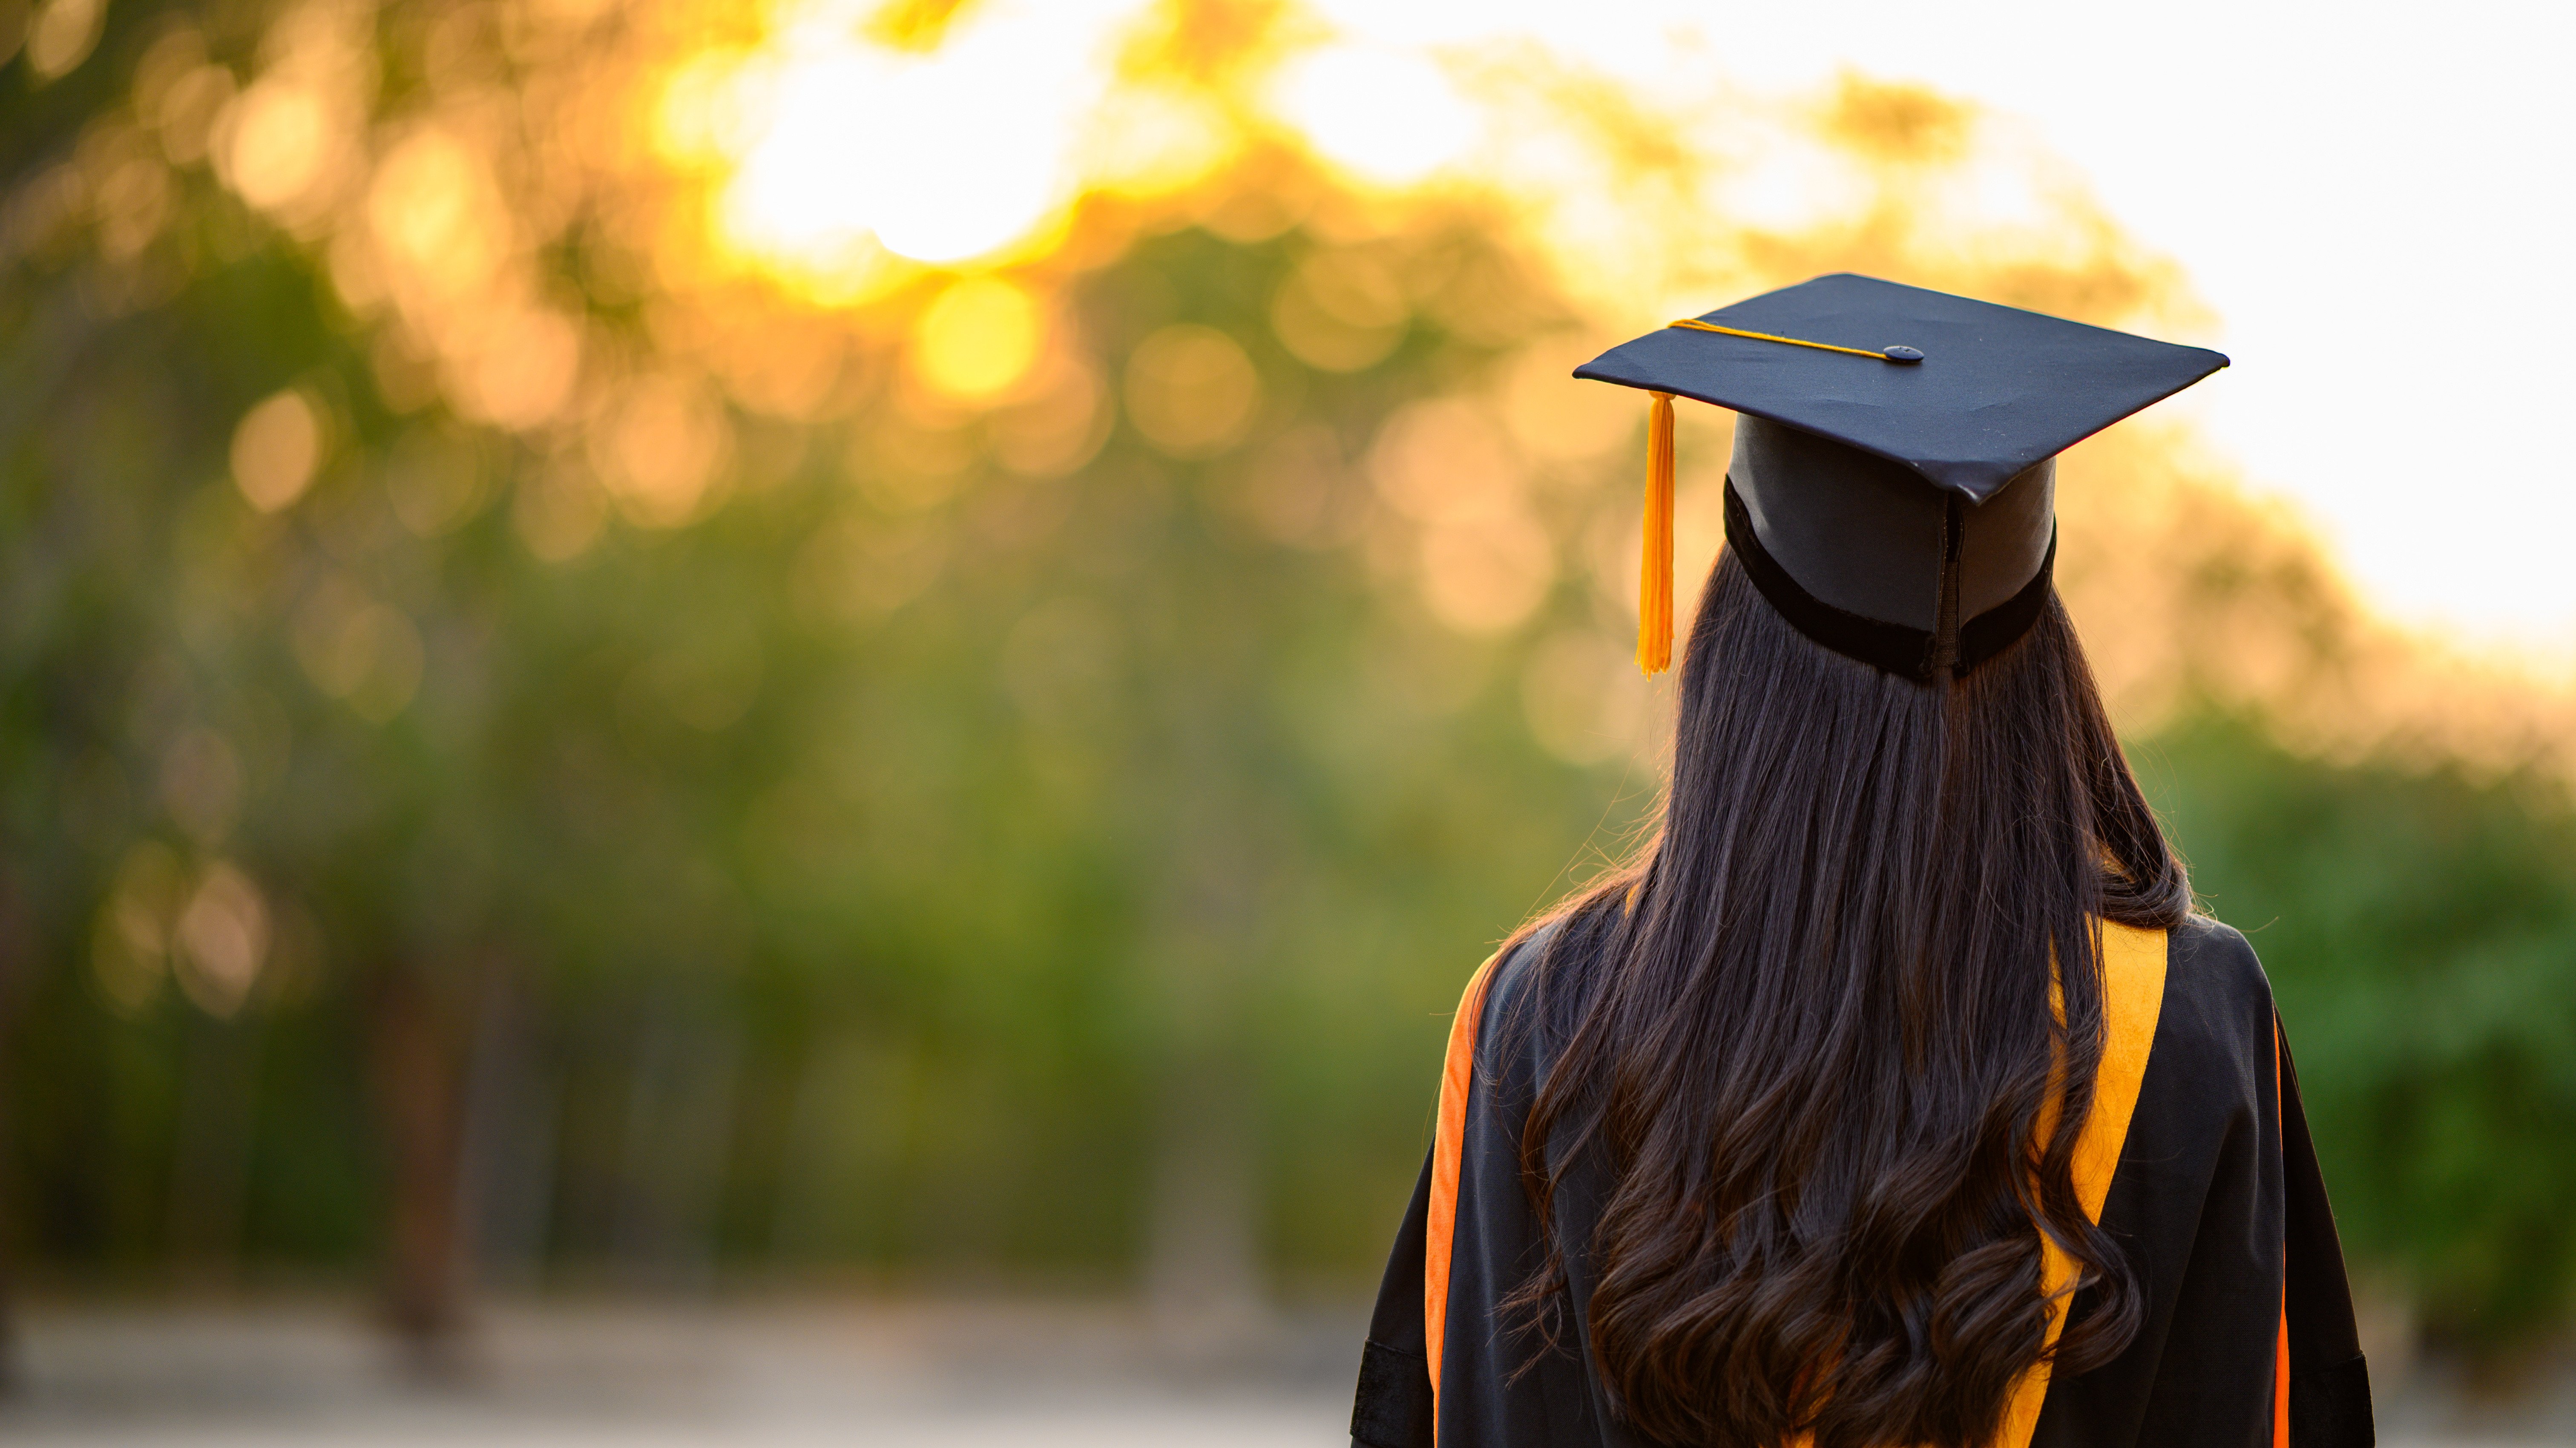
left=1573, top=273, right=2228, bottom=679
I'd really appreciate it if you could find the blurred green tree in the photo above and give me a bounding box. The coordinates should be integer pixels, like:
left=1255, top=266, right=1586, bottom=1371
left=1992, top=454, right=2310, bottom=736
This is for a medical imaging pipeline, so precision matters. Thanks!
left=0, top=0, right=2570, bottom=1379
left=2145, top=714, right=2576, bottom=1347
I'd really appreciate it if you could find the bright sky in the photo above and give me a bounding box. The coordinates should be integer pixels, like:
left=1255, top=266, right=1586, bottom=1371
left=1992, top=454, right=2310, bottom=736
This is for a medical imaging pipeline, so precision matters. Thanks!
left=1311, top=0, right=2576, bottom=662
left=708, top=0, right=2574, bottom=661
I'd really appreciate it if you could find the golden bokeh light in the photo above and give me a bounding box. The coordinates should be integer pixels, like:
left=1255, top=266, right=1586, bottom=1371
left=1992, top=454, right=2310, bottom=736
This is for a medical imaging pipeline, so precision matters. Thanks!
left=291, top=577, right=426, bottom=722
left=1499, top=344, right=1633, bottom=464
left=912, top=277, right=1044, bottom=401
left=383, top=431, right=491, bottom=539
left=23, top=0, right=106, bottom=82
left=1367, top=399, right=1523, bottom=526
left=230, top=389, right=325, bottom=512
left=91, top=842, right=188, bottom=1017
left=594, top=374, right=737, bottom=528
left=1124, top=323, right=1261, bottom=458
left=172, top=862, right=270, bottom=1019
left=692, top=1, right=1153, bottom=279
left=1082, top=83, right=1238, bottom=202
left=445, top=307, right=585, bottom=432
left=512, top=465, right=613, bottom=563
left=1230, top=425, right=1361, bottom=549
left=1270, top=43, right=1480, bottom=186
left=293, top=582, right=427, bottom=716
left=991, top=356, right=1113, bottom=477
left=366, top=128, right=511, bottom=306
left=219, top=80, right=338, bottom=212
left=1271, top=248, right=1409, bottom=372
left=150, top=67, right=237, bottom=167
left=1418, top=509, right=1554, bottom=635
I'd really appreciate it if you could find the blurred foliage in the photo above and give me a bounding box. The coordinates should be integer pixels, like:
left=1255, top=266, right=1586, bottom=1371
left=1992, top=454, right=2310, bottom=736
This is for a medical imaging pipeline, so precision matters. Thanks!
left=0, top=0, right=2570, bottom=1356
left=2145, top=716, right=2576, bottom=1344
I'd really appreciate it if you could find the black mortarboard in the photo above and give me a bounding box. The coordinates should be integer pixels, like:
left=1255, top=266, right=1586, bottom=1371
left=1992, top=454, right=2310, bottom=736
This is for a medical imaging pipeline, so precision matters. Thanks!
left=1573, top=273, right=2228, bottom=679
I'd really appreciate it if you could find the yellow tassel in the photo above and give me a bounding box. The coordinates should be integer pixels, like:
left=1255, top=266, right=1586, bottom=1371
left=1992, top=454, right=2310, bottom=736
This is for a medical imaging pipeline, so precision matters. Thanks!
left=1638, top=391, right=1675, bottom=675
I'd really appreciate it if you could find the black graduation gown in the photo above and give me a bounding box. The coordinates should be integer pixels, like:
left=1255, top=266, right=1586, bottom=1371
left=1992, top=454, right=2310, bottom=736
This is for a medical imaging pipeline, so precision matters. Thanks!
left=1351, top=914, right=2374, bottom=1448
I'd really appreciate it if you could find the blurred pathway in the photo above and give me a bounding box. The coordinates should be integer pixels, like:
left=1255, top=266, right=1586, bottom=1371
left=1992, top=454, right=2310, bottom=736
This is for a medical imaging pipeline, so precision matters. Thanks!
left=0, top=1299, right=2566, bottom=1447
left=0, top=1299, right=1354, bottom=1448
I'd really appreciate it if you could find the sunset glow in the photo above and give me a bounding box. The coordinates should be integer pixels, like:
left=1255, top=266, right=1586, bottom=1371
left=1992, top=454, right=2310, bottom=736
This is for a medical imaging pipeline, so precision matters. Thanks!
left=174, top=0, right=2572, bottom=695
left=722, top=45, right=1063, bottom=265
left=628, top=0, right=2575, bottom=669
left=1271, top=43, right=1481, bottom=185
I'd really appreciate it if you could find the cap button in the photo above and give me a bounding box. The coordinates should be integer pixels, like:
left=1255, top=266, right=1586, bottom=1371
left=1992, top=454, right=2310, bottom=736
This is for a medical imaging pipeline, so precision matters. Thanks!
left=1882, top=345, right=1925, bottom=364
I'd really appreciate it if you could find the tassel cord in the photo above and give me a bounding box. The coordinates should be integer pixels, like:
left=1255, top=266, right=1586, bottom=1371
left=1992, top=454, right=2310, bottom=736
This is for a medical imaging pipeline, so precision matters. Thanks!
left=1639, top=391, right=1676, bottom=675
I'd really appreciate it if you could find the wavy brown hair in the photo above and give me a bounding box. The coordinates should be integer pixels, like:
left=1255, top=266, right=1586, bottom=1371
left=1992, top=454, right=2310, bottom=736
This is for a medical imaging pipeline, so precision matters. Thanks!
left=1499, top=547, right=2189, bottom=1448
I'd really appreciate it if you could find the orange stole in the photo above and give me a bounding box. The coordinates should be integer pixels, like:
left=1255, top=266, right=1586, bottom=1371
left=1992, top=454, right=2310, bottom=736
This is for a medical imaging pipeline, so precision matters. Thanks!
left=2272, top=1020, right=2292, bottom=1448
left=1420, top=923, right=2172, bottom=1448
left=1424, top=948, right=1504, bottom=1444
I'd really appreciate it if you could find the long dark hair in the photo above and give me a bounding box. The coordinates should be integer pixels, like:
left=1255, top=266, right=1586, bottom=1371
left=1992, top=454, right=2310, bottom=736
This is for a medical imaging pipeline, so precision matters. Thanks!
left=1501, top=547, right=2189, bottom=1448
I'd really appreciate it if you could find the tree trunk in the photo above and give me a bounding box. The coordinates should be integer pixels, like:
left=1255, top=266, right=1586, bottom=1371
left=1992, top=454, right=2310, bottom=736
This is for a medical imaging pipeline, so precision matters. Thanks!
left=0, top=868, right=26, bottom=1397
left=369, top=962, right=477, bottom=1376
left=1147, top=1046, right=1263, bottom=1345
left=1141, top=776, right=1271, bottom=1354
left=166, top=1011, right=264, bottom=1284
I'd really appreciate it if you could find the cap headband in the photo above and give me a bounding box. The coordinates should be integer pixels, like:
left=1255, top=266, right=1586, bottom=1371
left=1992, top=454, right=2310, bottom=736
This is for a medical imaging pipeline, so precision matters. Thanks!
left=1722, top=478, right=2058, bottom=681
